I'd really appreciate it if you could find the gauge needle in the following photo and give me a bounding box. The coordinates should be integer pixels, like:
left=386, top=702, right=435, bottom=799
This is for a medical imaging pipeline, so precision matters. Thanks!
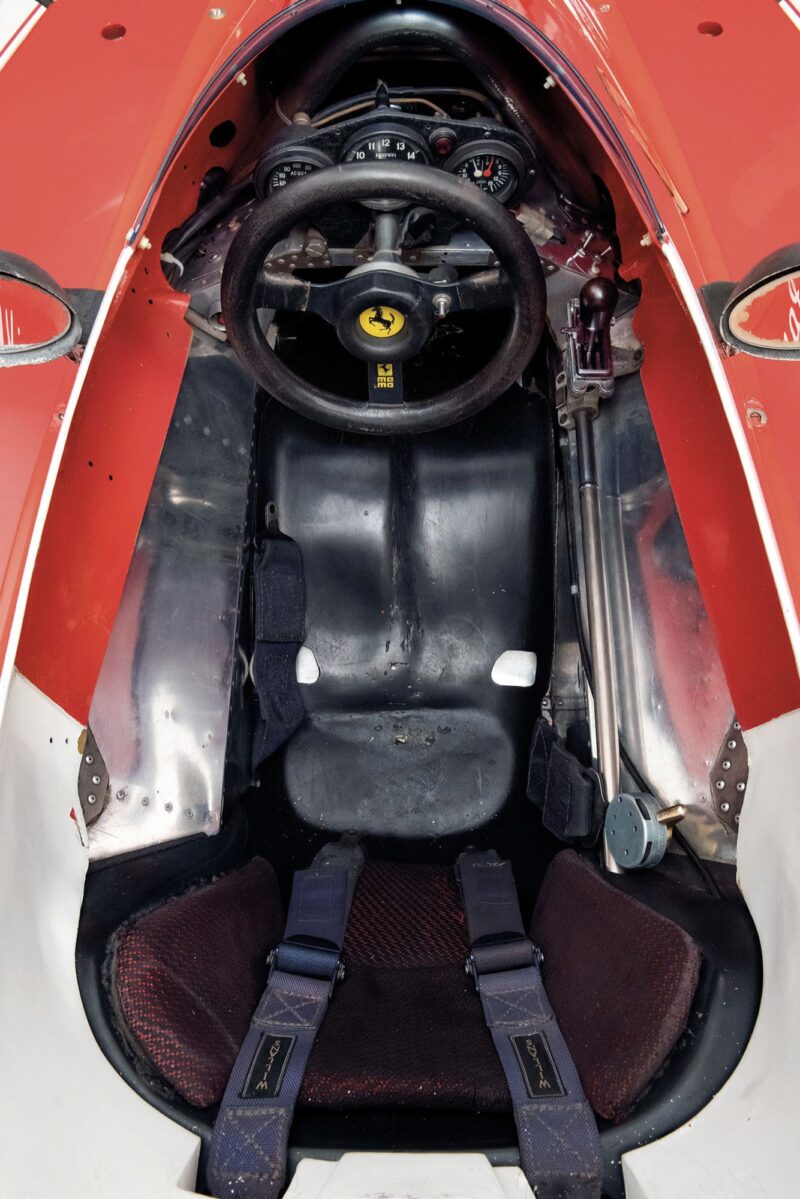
left=483, top=158, right=495, bottom=177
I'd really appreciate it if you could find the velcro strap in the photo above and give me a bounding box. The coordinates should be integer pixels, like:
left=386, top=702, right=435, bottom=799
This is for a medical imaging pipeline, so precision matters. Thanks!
left=255, top=538, right=305, bottom=643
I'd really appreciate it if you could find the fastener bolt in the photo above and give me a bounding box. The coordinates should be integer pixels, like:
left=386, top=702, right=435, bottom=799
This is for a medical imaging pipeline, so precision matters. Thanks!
left=138, top=235, right=152, bottom=251
left=640, top=233, right=653, bottom=247
left=235, top=72, right=247, bottom=86
left=543, top=75, right=556, bottom=89
left=432, top=293, right=452, bottom=319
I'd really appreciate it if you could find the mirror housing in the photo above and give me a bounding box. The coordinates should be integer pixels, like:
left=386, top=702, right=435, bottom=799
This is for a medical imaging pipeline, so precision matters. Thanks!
left=703, top=243, right=800, bottom=360
left=0, top=251, right=82, bottom=366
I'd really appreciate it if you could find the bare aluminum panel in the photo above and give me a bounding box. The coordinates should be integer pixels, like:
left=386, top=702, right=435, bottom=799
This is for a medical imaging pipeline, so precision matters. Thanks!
left=592, top=373, right=737, bottom=863
left=88, top=341, right=255, bottom=859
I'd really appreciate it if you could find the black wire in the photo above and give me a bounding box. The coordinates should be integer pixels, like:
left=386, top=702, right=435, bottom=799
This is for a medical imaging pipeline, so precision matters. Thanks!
left=556, top=428, right=722, bottom=899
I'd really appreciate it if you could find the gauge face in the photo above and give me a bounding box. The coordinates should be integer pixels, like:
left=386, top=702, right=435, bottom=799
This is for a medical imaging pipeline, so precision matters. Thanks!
left=343, top=128, right=429, bottom=165
left=446, top=141, right=525, bottom=205
left=255, top=146, right=334, bottom=198
left=266, top=159, right=321, bottom=192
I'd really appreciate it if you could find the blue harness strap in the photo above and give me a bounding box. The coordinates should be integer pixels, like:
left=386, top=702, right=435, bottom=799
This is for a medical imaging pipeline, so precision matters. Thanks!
left=457, top=850, right=603, bottom=1199
left=207, top=841, right=364, bottom=1199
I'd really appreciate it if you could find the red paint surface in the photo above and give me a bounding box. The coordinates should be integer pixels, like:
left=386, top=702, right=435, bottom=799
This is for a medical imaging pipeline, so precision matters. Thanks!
left=0, top=0, right=798, bottom=728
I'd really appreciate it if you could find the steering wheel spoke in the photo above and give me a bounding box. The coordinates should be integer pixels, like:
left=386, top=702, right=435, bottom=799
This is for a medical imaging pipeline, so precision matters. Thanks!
left=257, top=269, right=338, bottom=323
left=453, top=268, right=513, bottom=313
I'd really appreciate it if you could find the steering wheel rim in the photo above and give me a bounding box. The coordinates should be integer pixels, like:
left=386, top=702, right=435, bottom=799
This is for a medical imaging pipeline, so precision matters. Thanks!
left=221, top=161, right=547, bottom=435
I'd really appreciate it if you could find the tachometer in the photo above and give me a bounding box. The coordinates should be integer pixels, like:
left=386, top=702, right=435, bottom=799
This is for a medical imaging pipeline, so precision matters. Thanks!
left=342, top=125, right=430, bottom=165
left=255, top=147, right=334, bottom=198
left=445, top=141, right=525, bottom=204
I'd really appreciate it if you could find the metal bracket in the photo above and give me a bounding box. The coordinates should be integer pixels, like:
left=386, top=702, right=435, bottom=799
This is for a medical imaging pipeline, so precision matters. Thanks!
left=77, top=727, right=109, bottom=826
left=710, top=718, right=748, bottom=831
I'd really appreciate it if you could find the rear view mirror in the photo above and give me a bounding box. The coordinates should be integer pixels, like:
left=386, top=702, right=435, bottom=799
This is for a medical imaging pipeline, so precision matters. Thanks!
left=0, top=251, right=81, bottom=366
left=704, top=244, right=800, bottom=360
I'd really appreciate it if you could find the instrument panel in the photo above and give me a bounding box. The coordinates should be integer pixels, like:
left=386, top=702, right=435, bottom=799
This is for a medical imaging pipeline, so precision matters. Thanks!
left=254, top=106, right=536, bottom=207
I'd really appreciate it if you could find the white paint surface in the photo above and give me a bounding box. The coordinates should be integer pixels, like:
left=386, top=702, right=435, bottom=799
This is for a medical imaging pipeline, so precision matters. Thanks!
left=622, top=706, right=800, bottom=1198
left=0, top=672, right=201, bottom=1198
left=0, top=0, right=45, bottom=72
left=491, top=650, right=537, bottom=687
left=284, top=1154, right=534, bottom=1199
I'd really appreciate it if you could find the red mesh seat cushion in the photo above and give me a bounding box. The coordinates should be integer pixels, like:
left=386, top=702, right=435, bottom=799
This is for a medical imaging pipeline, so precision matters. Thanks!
left=111, top=858, right=284, bottom=1108
left=111, top=852, right=701, bottom=1121
left=299, top=861, right=509, bottom=1110
left=530, top=850, right=702, bottom=1122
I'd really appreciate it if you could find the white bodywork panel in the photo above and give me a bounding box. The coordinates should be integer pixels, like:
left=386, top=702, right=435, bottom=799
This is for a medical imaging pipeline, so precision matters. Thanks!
left=284, top=1155, right=534, bottom=1199
left=623, top=706, right=800, bottom=1197
left=0, top=672, right=200, bottom=1199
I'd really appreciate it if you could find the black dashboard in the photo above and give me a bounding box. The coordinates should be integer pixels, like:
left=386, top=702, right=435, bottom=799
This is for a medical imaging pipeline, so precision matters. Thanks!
left=254, top=92, right=537, bottom=209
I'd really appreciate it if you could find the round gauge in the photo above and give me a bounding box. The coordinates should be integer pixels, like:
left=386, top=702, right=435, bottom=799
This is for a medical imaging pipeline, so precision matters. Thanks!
left=342, top=125, right=430, bottom=165
left=255, top=146, right=334, bottom=198
left=445, top=141, right=526, bottom=204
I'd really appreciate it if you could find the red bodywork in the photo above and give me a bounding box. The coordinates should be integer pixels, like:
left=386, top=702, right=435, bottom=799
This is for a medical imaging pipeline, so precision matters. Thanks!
left=0, top=0, right=798, bottom=731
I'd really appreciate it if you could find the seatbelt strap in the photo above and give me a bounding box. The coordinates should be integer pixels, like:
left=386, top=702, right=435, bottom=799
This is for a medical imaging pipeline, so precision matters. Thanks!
left=208, top=840, right=364, bottom=1199
left=456, top=850, right=603, bottom=1199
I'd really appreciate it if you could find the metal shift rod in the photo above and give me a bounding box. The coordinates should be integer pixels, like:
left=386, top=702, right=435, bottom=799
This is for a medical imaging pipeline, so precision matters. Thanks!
left=565, top=278, right=623, bottom=873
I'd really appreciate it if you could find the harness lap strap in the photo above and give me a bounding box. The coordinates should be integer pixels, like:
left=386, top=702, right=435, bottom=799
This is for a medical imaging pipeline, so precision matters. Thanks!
left=208, top=841, right=364, bottom=1199
left=457, top=850, right=603, bottom=1199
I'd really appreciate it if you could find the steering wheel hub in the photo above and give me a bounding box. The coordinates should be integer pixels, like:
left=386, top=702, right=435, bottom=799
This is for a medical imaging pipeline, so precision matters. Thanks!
left=334, top=269, right=434, bottom=362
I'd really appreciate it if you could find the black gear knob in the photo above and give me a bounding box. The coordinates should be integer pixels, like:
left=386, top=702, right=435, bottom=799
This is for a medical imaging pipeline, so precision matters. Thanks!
left=578, top=276, right=619, bottom=333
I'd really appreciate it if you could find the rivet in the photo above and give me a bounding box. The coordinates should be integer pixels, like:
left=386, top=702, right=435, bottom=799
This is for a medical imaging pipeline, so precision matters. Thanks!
left=736, top=782, right=746, bottom=793
left=84, top=754, right=94, bottom=765
left=141, top=796, right=150, bottom=807
left=209, top=6, right=226, bottom=18
left=715, top=779, right=725, bottom=790
left=734, top=814, right=740, bottom=824
left=733, top=721, right=741, bottom=730
left=91, top=774, right=101, bottom=786
left=721, top=759, right=731, bottom=770
left=746, top=406, right=767, bottom=427
left=727, top=739, right=737, bottom=749
left=164, top=801, right=173, bottom=812
left=116, top=789, right=126, bottom=801
left=87, top=793, right=98, bottom=805
left=186, top=807, right=195, bottom=819
left=720, top=801, right=730, bottom=812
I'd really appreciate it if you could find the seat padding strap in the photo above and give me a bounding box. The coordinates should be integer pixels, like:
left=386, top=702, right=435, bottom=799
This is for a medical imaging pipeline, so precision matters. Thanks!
left=252, top=533, right=306, bottom=768
left=208, top=841, right=363, bottom=1199
left=457, top=850, right=603, bottom=1199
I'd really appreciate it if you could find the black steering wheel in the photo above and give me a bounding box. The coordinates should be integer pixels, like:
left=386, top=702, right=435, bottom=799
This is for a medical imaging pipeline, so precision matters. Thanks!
left=221, top=161, right=546, bottom=435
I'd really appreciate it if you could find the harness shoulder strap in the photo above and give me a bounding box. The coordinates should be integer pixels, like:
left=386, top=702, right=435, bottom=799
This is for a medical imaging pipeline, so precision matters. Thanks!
left=208, top=841, right=363, bottom=1199
left=457, top=850, right=603, bottom=1199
